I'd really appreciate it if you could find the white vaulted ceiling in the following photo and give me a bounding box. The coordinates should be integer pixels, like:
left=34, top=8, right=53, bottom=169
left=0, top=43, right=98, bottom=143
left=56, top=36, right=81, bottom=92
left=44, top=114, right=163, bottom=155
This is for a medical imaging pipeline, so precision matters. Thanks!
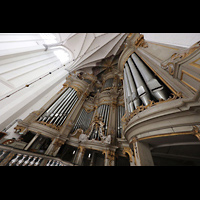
left=53, top=33, right=128, bottom=72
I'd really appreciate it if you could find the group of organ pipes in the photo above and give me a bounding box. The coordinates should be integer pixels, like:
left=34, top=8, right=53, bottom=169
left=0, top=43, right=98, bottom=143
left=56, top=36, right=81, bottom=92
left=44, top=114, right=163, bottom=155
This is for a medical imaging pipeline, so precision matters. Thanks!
left=123, top=53, right=169, bottom=113
left=37, top=87, right=79, bottom=127
left=33, top=52, right=170, bottom=145
left=33, top=52, right=170, bottom=143
left=35, top=72, right=126, bottom=140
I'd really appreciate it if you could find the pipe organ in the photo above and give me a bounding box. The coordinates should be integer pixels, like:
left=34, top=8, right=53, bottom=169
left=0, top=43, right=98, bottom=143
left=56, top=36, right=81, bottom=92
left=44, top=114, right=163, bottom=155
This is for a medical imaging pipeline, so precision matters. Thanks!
left=4, top=33, right=199, bottom=166
left=70, top=108, right=94, bottom=133
left=97, top=104, right=110, bottom=136
left=117, top=105, right=125, bottom=138
left=37, top=87, right=79, bottom=127
left=123, top=52, right=169, bottom=113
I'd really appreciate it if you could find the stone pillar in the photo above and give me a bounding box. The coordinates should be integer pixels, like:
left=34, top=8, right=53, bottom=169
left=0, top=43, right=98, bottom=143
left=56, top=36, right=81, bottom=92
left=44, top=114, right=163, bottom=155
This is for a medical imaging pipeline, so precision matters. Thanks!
left=74, top=146, right=86, bottom=165
left=131, top=138, right=154, bottom=166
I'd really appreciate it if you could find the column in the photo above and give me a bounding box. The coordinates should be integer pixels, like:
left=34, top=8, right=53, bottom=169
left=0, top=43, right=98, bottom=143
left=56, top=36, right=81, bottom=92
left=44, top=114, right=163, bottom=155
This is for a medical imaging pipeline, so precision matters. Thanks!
left=74, top=146, right=86, bottom=165
left=102, top=150, right=109, bottom=166
left=44, top=138, right=65, bottom=156
left=131, top=138, right=154, bottom=166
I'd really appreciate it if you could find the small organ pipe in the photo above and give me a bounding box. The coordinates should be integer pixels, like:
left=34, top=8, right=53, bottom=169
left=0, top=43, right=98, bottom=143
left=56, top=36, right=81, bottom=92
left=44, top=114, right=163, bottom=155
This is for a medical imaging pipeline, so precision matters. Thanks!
left=57, top=95, right=78, bottom=126
left=76, top=110, right=83, bottom=130
left=123, top=79, right=128, bottom=112
left=62, top=93, right=78, bottom=116
left=102, top=104, right=105, bottom=121
left=105, top=105, right=110, bottom=135
left=50, top=88, right=74, bottom=117
left=79, top=108, right=85, bottom=129
left=49, top=89, right=75, bottom=123
left=82, top=109, right=87, bottom=130
left=58, top=97, right=78, bottom=127
left=104, top=105, right=108, bottom=125
left=117, top=106, right=120, bottom=136
left=46, top=87, right=71, bottom=114
left=52, top=91, right=76, bottom=125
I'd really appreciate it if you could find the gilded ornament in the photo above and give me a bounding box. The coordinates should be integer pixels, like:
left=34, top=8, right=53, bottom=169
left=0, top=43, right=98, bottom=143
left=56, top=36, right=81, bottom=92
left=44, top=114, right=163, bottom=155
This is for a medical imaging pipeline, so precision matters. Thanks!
left=122, top=147, right=133, bottom=162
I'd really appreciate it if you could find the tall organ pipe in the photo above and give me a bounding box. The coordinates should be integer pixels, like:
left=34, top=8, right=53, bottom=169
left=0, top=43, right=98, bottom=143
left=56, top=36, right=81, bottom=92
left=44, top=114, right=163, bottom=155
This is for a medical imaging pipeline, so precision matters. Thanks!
left=123, top=69, right=134, bottom=112
left=117, top=106, right=119, bottom=137
left=131, top=53, right=168, bottom=101
left=125, top=63, right=140, bottom=109
left=127, top=57, right=151, bottom=106
left=104, top=105, right=108, bottom=125
left=105, top=105, right=110, bottom=136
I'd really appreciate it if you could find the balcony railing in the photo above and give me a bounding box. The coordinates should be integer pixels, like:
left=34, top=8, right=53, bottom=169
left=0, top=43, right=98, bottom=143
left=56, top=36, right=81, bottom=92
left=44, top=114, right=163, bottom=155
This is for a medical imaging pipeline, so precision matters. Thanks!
left=0, top=144, right=75, bottom=166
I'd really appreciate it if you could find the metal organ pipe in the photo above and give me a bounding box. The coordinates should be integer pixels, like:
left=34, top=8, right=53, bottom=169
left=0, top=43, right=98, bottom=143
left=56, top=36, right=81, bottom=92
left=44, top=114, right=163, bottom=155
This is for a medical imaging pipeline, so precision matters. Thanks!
left=46, top=87, right=72, bottom=115
left=117, top=106, right=120, bottom=137
left=104, top=105, right=108, bottom=124
left=127, top=57, right=151, bottom=106
left=59, top=94, right=79, bottom=126
left=123, top=69, right=134, bottom=112
left=49, top=89, right=75, bottom=124
left=75, top=109, right=84, bottom=130
left=37, top=87, right=79, bottom=127
left=125, top=63, right=140, bottom=109
left=58, top=95, right=79, bottom=126
left=105, top=105, right=110, bottom=136
left=71, top=108, right=94, bottom=133
left=50, top=90, right=76, bottom=124
left=117, top=105, right=125, bottom=138
left=131, top=53, right=168, bottom=101
left=38, top=87, right=72, bottom=122
left=102, top=105, right=106, bottom=123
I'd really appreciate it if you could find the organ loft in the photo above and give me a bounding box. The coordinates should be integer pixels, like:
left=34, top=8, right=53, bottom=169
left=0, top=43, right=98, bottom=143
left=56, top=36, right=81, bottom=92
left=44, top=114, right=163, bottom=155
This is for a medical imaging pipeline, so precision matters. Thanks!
left=0, top=33, right=200, bottom=166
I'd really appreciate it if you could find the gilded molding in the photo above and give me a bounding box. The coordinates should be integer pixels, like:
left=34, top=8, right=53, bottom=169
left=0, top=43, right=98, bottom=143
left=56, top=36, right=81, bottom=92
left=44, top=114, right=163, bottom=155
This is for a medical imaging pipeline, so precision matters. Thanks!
left=122, top=147, right=133, bottom=162
left=122, top=93, right=183, bottom=124
left=134, top=34, right=148, bottom=48
left=161, top=41, right=200, bottom=77
left=136, top=125, right=200, bottom=142
left=180, top=70, right=200, bottom=92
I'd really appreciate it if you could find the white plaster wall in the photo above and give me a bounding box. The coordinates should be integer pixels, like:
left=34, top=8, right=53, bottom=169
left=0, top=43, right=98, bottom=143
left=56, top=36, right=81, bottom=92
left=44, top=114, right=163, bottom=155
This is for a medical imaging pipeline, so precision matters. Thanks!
left=0, top=69, right=67, bottom=139
left=0, top=33, right=70, bottom=140
left=141, top=33, right=200, bottom=48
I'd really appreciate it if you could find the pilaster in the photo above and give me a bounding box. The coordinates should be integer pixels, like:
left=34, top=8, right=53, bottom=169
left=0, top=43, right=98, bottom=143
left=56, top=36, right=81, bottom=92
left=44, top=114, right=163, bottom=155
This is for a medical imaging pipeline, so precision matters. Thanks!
left=130, top=138, right=154, bottom=166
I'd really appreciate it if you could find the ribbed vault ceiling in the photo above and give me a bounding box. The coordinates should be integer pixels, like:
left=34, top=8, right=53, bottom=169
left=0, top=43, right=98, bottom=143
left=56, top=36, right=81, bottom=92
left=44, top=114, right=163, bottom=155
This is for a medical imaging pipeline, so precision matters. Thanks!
left=54, top=33, right=128, bottom=72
